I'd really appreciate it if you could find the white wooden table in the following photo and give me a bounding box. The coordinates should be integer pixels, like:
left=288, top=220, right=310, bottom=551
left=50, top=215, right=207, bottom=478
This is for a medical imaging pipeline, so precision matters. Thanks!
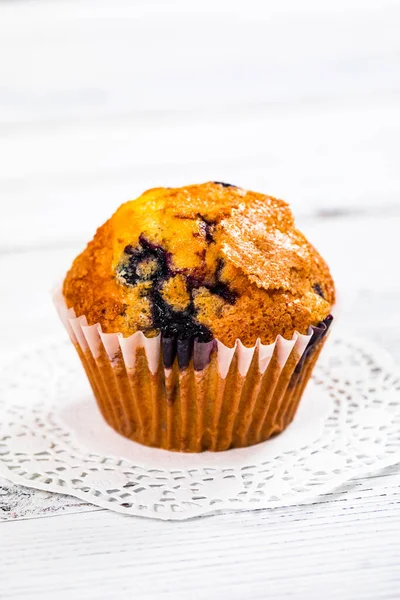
left=1, top=1, right=400, bottom=598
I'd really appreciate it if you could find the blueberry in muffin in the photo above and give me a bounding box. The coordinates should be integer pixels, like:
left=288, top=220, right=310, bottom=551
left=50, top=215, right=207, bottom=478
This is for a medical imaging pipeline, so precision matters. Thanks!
left=60, top=183, right=335, bottom=451
left=64, top=182, right=334, bottom=348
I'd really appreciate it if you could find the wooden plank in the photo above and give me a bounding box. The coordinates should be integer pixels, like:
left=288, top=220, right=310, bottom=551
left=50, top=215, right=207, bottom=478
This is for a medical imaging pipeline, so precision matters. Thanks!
left=0, top=0, right=399, bottom=123
left=1, top=102, right=400, bottom=249
left=1, top=468, right=399, bottom=599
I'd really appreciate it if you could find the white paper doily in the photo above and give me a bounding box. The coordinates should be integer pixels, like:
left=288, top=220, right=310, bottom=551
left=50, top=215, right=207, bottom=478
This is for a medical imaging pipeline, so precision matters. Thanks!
left=0, top=334, right=399, bottom=520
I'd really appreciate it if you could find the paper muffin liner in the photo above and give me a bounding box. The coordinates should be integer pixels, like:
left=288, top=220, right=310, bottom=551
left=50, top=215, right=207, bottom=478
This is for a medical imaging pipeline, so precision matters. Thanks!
left=53, top=289, right=333, bottom=452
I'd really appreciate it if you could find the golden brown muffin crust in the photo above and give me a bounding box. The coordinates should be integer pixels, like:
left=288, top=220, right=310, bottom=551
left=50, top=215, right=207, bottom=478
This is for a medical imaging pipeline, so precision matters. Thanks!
left=63, top=182, right=335, bottom=346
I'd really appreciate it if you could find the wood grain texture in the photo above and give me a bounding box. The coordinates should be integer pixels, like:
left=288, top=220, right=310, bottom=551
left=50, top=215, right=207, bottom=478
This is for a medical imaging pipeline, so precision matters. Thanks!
left=0, top=0, right=400, bottom=598
left=0, top=0, right=400, bottom=250
left=2, top=101, right=400, bottom=251
left=1, top=469, right=400, bottom=600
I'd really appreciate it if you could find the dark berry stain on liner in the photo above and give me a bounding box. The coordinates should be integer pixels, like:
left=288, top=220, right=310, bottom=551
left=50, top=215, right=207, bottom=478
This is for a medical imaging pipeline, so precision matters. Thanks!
left=117, top=237, right=238, bottom=368
left=289, top=314, right=333, bottom=387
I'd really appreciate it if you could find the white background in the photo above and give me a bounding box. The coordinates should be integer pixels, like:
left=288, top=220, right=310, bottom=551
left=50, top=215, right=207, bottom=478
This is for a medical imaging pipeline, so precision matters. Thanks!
left=1, top=1, right=400, bottom=598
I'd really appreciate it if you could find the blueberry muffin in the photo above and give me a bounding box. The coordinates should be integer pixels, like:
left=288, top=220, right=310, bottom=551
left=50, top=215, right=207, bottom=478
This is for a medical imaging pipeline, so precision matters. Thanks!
left=59, top=182, right=335, bottom=451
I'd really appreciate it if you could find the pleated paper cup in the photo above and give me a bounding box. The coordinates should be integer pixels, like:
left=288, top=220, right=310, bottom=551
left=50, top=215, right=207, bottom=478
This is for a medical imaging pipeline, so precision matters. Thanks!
left=54, top=289, right=333, bottom=452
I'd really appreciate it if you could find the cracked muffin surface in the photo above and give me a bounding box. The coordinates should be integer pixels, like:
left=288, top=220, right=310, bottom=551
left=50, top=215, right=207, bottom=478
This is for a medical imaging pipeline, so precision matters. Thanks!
left=63, top=182, right=335, bottom=346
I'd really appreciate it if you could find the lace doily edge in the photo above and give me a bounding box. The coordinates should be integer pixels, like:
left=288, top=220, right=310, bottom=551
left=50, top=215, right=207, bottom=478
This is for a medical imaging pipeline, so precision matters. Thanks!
left=1, top=456, right=399, bottom=521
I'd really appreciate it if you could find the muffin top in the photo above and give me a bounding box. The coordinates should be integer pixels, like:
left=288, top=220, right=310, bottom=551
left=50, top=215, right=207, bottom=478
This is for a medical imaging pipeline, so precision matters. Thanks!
left=63, top=182, right=335, bottom=347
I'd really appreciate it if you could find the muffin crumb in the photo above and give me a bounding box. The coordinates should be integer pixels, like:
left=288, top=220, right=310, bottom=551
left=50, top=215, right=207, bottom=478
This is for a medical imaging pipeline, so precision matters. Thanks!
left=63, top=182, right=335, bottom=346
